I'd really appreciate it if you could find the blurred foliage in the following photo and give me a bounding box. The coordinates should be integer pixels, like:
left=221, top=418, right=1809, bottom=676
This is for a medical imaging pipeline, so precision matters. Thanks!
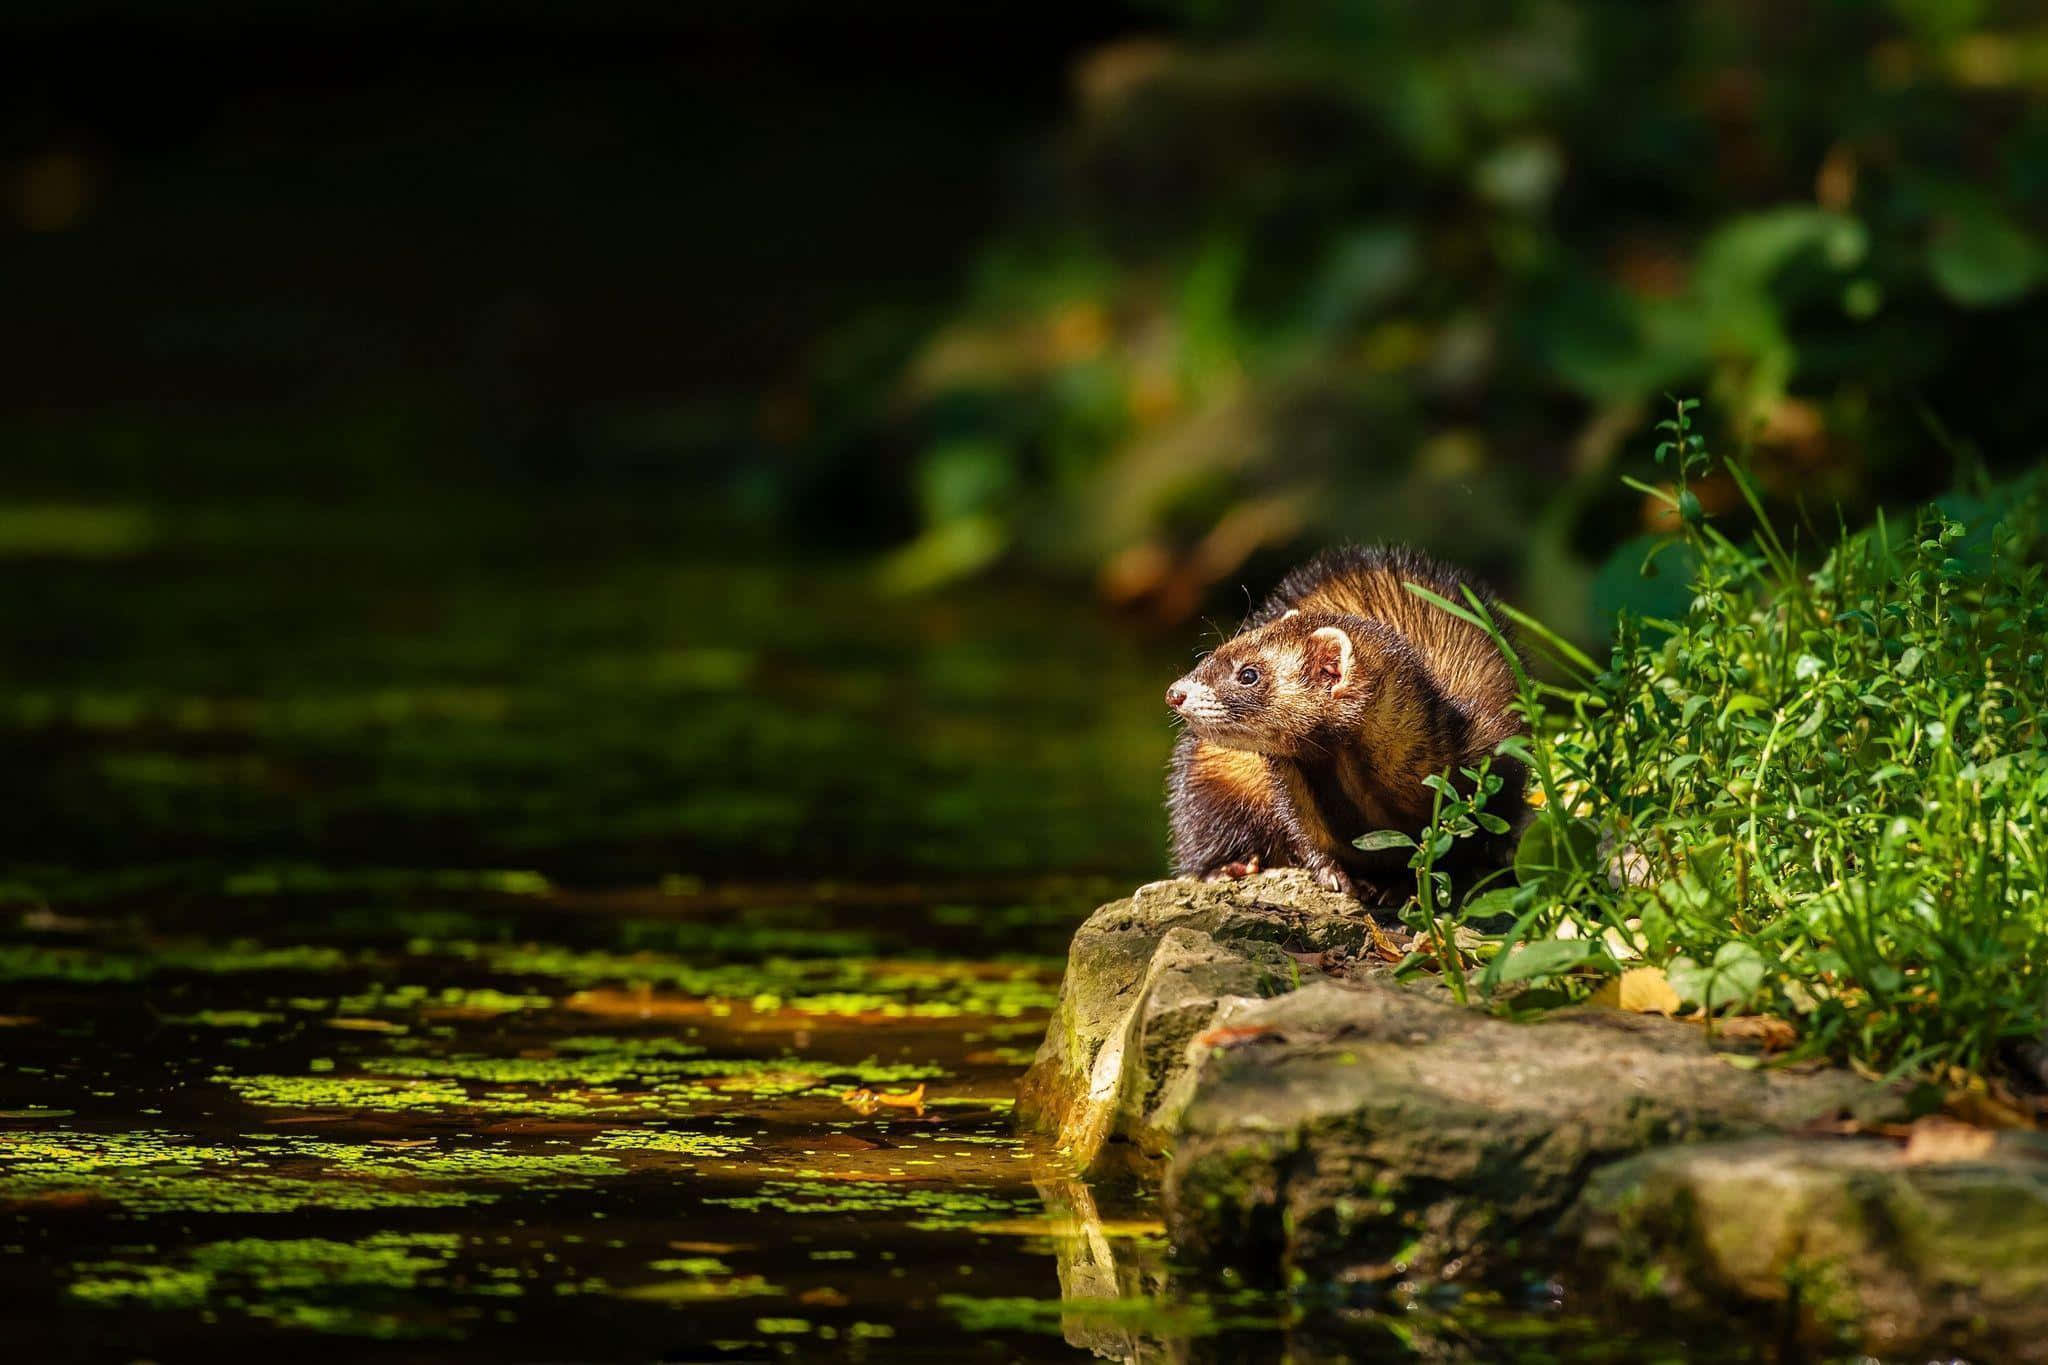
left=791, top=0, right=2048, bottom=637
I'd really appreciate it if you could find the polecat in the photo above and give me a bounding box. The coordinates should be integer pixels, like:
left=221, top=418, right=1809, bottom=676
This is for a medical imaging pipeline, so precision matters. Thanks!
left=1164, top=545, right=1526, bottom=899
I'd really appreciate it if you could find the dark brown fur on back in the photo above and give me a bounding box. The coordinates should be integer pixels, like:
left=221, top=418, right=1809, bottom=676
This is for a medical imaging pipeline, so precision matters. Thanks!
left=1166, top=545, right=1526, bottom=897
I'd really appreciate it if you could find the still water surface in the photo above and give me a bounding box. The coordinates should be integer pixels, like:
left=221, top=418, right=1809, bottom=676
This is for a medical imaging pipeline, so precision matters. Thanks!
left=1, top=520, right=1717, bottom=1360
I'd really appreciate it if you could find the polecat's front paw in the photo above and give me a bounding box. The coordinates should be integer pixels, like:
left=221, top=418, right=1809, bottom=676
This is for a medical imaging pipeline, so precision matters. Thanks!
left=1200, top=854, right=1264, bottom=882
left=1308, top=860, right=1356, bottom=896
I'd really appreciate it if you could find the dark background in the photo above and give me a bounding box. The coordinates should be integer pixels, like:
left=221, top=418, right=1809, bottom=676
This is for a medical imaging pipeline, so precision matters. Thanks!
left=9, top=1, right=2048, bottom=603
left=6, top=0, right=2048, bottom=893
left=4, top=2, right=1132, bottom=513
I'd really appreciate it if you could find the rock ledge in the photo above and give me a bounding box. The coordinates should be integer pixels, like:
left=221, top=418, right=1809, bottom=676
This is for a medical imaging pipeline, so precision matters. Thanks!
left=1020, top=873, right=2048, bottom=1359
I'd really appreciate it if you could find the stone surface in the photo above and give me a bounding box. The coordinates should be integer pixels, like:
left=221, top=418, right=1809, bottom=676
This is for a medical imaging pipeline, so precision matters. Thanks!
left=1023, top=874, right=2048, bottom=1356
left=1016, top=871, right=1370, bottom=1170
left=1571, top=1132, right=2048, bottom=1361
left=1163, top=977, right=1899, bottom=1280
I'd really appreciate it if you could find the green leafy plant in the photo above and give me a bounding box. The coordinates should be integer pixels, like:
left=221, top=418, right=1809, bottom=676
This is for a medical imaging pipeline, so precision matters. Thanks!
left=1401, top=398, right=2048, bottom=1082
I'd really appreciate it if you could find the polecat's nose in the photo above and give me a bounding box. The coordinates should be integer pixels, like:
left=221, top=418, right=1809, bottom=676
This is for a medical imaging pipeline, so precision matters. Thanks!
left=1165, top=685, right=1187, bottom=710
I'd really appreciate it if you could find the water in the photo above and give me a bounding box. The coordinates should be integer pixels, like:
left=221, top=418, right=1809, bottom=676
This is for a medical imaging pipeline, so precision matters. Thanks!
left=1, top=505, right=1723, bottom=1361
left=0, top=508, right=1183, bottom=1360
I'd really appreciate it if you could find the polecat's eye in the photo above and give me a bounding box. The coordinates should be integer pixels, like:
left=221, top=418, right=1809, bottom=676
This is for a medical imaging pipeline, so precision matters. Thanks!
left=1235, top=665, right=1260, bottom=686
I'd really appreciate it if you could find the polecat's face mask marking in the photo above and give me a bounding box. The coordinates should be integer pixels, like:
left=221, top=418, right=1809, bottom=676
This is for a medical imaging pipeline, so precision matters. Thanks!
left=1166, top=617, right=1364, bottom=757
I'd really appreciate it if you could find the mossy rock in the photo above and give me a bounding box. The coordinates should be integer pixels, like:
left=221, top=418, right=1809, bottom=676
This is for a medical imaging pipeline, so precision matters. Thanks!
left=1015, top=872, right=1371, bottom=1170
left=1163, top=978, right=1902, bottom=1281
left=1017, top=877, right=2048, bottom=1358
left=1570, top=1133, right=2048, bottom=1360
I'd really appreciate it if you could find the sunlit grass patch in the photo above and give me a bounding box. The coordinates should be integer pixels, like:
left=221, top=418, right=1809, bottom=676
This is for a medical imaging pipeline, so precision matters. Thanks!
left=1407, top=400, right=2048, bottom=1082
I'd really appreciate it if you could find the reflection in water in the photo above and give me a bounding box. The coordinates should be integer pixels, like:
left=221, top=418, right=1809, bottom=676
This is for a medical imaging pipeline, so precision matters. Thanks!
left=1037, top=1171, right=1176, bottom=1362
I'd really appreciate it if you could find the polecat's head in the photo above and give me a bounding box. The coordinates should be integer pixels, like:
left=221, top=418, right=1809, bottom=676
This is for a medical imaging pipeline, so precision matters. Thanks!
left=1165, top=611, right=1392, bottom=757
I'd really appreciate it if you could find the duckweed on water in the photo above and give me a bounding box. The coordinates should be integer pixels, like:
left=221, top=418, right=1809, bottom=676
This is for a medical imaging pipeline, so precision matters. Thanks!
left=325, top=984, right=555, bottom=1016
left=254, top=1139, right=621, bottom=1182
left=2, top=1130, right=626, bottom=1214
left=0, top=942, right=353, bottom=982
left=589, top=1130, right=751, bottom=1157
left=226, top=1075, right=476, bottom=1112
left=163, top=1009, right=286, bottom=1029
left=365, top=1055, right=714, bottom=1086
left=456, top=943, right=1059, bottom=1017
left=707, top=1180, right=1035, bottom=1230
left=70, top=1232, right=478, bottom=1339
left=0, top=1131, right=489, bottom=1214
left=279, top=1053, right=957, bottom=1116
left=613, top=1253, right=781, bottom=1304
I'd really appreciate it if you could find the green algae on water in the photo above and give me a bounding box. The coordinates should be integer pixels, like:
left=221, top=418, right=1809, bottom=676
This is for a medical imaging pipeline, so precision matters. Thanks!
left=707, top=1179, right=1036, bottom=1230
left=590, top=1130, right=751, bottom=1157
left=69, top=1232, right=478, bottom=1339
left=0, top=1131, right=491, bottom=1214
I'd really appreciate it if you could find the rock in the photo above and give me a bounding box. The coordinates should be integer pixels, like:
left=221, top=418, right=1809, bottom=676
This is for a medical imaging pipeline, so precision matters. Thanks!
left=1570, top=1132, right=2048, bottom=1360
left=1163, top=978, right=1901, bottom=1281
left=1016, top=872, right=1372, bottom=1169
left=1019, top=876, right=2048, bottom=1355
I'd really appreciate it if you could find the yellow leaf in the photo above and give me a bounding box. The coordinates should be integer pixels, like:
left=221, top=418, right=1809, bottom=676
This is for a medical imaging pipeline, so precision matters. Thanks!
left=1587, top=966, right=1682, bottom=1015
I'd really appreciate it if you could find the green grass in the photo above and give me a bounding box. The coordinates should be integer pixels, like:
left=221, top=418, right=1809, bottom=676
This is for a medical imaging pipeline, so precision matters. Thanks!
left=1404, top=399, right=2048, bottom=1083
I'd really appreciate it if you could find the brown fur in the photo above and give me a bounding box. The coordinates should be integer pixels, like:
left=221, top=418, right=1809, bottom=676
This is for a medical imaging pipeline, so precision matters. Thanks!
left=1165, top=545, right=1526, bottom=898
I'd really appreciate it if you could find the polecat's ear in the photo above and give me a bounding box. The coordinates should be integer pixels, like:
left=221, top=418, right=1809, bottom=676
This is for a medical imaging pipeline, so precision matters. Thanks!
left=1307, top=626, right=1355, bottom=698
left=1279, top=608, right=1300, bottom=621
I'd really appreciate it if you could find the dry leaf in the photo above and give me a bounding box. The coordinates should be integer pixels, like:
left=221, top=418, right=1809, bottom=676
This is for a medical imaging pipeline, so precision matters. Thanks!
left=840, top=1083, right=926, bottom=1117
left=1193, top=1025, right=1281, bottom=1049
left=1903, top=1115, right=1997, bottom=1164
left=1587, top=966, right=1682, bottom=1015
left=1712, top=1015, right=1799, bottom=1052
left=1365, top=920, right=1410, bottom=964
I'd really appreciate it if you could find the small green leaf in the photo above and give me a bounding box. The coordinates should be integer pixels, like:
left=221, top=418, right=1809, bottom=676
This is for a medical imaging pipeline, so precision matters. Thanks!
left=1492, top=938, right=1602, bottom=985
left=1459, top=886, right=1522, bottom=921
left=1353, top=830, right=1416, bottom=852
left=1666, top=942, right=1768, bottom=1012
